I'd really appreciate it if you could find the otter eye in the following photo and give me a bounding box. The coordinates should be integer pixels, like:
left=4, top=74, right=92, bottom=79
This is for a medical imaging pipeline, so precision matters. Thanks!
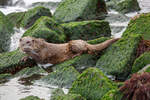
left=26, top=41, right=30, bottom=44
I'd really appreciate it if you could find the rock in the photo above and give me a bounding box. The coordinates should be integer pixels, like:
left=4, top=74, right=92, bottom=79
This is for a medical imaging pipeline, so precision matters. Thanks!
left=96, top=34, right=141, bottom=80
left=23, top=16, right=66, bottom=43
left=123, top=13, right=150, bottom=40
left=0, top=50, right=35, bottom=74
left=14, top=66, right=46, bottom=78
left=61, top=20, right=111, bottom=40
left=69, top=68, right=116, bottom=100
left=0, top=0, right=11, bottom=6
left=53, top=0, right=107, bottom=23
left=7, top=12, right=25, bottom=28
left=116, top=0, right=140, bottom=14
left=36, top=66, right=79, bottom=88
left=0, top=11, right=14, bottom=52
left=20, top=95, right=42, bottom=100
left=101, top=89, right=125, bottom=100
left=106, top=0, right=140, bottom=14
left=20, top=6, right=52, bottom=28
left=132, top=52, right=150, bottom=74
left=0, top=73, right=11, bottom=83
left=52, top=37, right=110, bottom=72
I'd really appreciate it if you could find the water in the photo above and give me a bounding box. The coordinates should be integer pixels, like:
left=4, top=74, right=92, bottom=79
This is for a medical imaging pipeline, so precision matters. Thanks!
left=0, top=0, right=150, bottom=100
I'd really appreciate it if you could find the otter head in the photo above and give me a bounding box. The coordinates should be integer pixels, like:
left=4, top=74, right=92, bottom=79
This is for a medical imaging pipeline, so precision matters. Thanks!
left=19, top=36, right=46, bottom=54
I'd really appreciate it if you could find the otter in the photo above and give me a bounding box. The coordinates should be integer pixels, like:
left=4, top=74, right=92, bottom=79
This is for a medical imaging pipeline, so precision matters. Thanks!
left=19, top=36, right=119, bottom=64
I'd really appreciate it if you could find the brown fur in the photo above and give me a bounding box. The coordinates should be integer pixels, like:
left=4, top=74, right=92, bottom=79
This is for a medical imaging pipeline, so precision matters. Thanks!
left=19, top=36, right=119, bottom=64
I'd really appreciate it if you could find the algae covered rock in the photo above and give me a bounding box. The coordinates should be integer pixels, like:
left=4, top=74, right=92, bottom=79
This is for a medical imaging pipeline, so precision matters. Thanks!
left=0, top=73, right=11, bottom=83
left=123, top=13, right=150, bottom=40
left=7, top=12, right=25, bottom=28
left=20, top=95, right=42, bottom=100
left=101, top=89, right=125, bottom=100
left=69, top=67, right=116, bottom=100
left=0, top=11, right=14, bottom=52
left=106, top=0, right=140, bottom=14
left=0, top=50, right=35, bottom=74
left=132, top=52, right=150, bottom=74
left=36, top=66, right=79, bottom=88
left=21, top=6, right=52, bottom=28
left=53, top=0, right=107, bottom=22
left=61, top=20, right=111, bottom=40
left=96, top=34, right=141, bottom=80
left=23, top=16, right=66, bottom=43
left=116, top=0, right=140, bottom=14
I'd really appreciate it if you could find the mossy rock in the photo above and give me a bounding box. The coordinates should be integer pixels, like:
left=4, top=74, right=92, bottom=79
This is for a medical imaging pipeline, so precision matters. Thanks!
left=7, top=12, right=25, bottom=28
left=20, top=95, right=42, bottom=100
left=61, top=20, right=111, bottom=40
left=106, top=0, right=140, bottom=14
left=36, top=66, right=79, bottom=88
left=101, top=89, right=125, bottom=100
left=0, top=50, right=35, bottom=74
left=96, top=34, right=141, bottom=80
left=132, top=52, right=150, bottom=74
left=14, top=66, right=46, bottom=78
left=69, top=67, right=116, bottom=100
left=52, top=94, right=86, bottom=100
left=20, top=6, right=52, bottom=28
left=53, top=0, right=107, bottom=22
left=123, top=13, right=150, bottom=40
left=52, top=37, right=110, bottom=72
left=116, top=0, right=140, bottom=14
left=0, top=73, right=11, bottom=83
left=0, top=11, right=14, bottom=52
left=23, top=16, right=66, bottom=43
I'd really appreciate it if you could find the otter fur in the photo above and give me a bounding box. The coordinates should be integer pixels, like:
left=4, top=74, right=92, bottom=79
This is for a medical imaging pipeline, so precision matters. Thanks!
left=19, top=36, right=119, bottom=64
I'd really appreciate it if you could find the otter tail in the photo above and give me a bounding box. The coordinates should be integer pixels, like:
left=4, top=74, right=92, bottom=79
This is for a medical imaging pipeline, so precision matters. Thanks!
left=87, top=38, right=120, bottom=54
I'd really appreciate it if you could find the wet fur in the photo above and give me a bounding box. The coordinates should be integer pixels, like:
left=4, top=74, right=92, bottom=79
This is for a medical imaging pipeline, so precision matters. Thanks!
left=19, top=36, right=119, bottom=64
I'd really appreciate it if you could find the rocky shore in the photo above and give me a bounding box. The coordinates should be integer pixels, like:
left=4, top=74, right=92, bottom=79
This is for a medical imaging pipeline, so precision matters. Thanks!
left=0, top=0, right=150, bottom=100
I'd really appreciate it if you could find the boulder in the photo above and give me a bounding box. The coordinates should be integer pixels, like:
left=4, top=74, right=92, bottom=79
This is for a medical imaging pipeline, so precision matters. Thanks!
left=106, top=0, right=140, bottom=14
left=36, top=66, right=80, bottom=88
left=20, top=6, right=52, bottom=28
left=53, top=0, right=107, bottom=22
left=20, top=95, right=42, bottom=100
left=132, top=52, right=150, bottom=74
left=0, top=50, right=35, bottom=74
left=7, top=12, right=25, bottom=28
left=61, top=20, right=111, bottom=40
left=96, top=34, right=141, bottom=80
left=69, top=68, right=116, bottom=100
left=123, top=13, right=150, bottom=40
left=23, top=16, right=66, bottom=43
left=0, top=11, right=14, bottom=52
left=0, top=0, right=11, bottom=6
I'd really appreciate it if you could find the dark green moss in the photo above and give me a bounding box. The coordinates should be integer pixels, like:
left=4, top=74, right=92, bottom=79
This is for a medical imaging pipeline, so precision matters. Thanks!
left=0, top=11, right=14, bottom=52
left=7, top=12, right=25, bottom=28
left=116, top=0, right=140, bottom=14
left=20, top=95, right=41, bottom=100
left=0, top=50, right=35, bottom=74
left=20, top=6, right=52, bottom=28
left=61, top=20, right=111, bottom=40
left=23, top=16, right=66, bottom=43
left=69, top=67, right=116, bottom=100
left=37, top=66, right=79, bottom=88
left=101, top=89, right=125, bottom=100
left=132, top=52, right=150, bottom=73
left=123, top=13, right=150, bottom=40
left=53, top=0, right=107, bottom=22
left=96, top=34, right=141, bottom=80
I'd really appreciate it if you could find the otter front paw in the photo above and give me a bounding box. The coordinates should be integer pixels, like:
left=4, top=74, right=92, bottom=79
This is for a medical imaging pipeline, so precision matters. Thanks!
left=20, top=56, right=31, bottom=62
